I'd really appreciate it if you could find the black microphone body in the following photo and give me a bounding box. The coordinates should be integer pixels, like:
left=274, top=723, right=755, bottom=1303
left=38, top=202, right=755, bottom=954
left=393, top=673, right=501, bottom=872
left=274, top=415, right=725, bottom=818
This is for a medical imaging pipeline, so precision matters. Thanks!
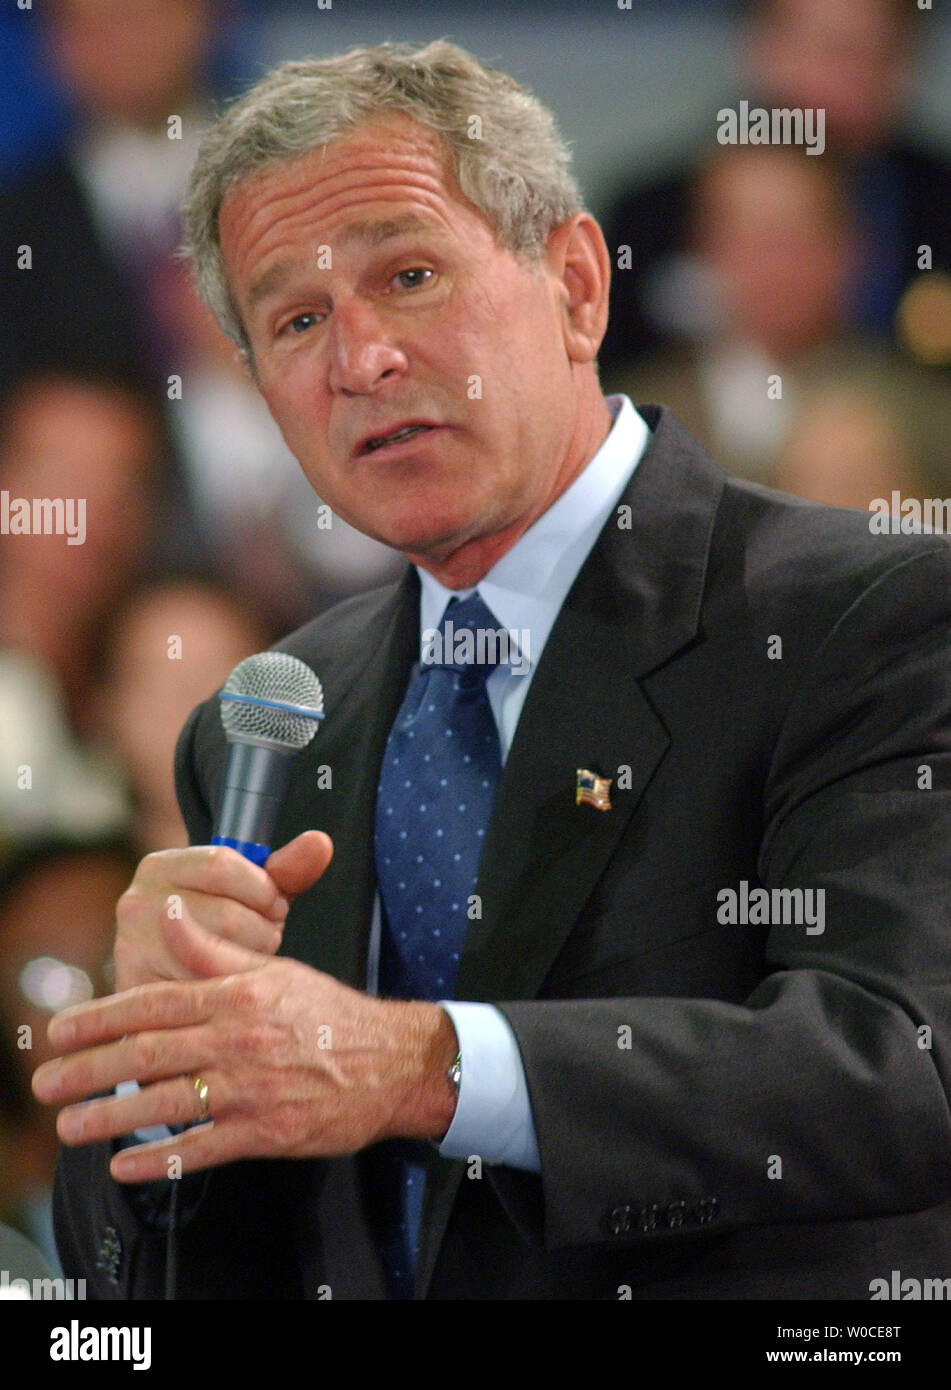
left=210, top=652, right=324, bottom=866
left=213, top=742, right=298, bottom=865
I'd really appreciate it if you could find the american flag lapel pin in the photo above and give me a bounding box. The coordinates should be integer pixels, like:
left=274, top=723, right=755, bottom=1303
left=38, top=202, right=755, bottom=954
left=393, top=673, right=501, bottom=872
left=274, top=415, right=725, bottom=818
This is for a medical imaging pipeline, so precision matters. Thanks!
left=576, top=768, right=613, bottom=812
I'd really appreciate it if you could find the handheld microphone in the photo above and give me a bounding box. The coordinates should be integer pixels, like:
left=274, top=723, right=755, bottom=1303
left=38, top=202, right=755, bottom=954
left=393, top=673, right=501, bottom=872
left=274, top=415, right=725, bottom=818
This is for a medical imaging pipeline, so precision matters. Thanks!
left=212, top=651, right=324, bottom=865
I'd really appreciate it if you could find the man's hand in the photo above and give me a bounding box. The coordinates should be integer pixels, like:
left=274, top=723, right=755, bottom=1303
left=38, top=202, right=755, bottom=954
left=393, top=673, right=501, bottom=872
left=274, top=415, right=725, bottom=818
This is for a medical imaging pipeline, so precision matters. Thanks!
left=113, top=830, right=334, bottom=991
left=31, top=911, right=460, bottom=1182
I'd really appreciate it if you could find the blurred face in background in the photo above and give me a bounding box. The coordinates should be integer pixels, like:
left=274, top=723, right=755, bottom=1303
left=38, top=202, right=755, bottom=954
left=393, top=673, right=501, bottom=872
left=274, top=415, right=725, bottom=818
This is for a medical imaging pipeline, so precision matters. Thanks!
left=0, top=378, right=157, bottom=625
left=693, top=148, right=854, bottom=361
left=776, top=389, right=924, bottom=511
left=748, top=0, right=911, bottom=151
left=44, top=0, right=212, bottom=127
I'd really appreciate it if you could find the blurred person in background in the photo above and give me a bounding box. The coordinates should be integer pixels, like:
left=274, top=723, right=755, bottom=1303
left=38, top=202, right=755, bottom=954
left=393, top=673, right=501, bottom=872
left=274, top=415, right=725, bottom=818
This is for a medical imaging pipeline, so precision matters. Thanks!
left=0, top=371, right=175, bottom=846
left=775, top=373, right=951, bottom=513
left=93, top=577, right=274, bottom=853
left=617, top=143, right=951, bottom=487
left=600, top=0, right=951, bottom=375
left=0, top=0, right=219, bottom=392
left=0, top=371, right=165, bottom=724
left=615, top=146, right=861, bottom=479
left=0, top=840, right=138, bottom=1270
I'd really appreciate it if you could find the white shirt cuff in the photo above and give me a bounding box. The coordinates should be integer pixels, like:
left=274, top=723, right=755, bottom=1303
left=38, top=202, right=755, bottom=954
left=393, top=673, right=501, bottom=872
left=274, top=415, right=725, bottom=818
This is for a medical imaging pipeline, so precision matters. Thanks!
left=436, top=1001, right=541, bottom=1172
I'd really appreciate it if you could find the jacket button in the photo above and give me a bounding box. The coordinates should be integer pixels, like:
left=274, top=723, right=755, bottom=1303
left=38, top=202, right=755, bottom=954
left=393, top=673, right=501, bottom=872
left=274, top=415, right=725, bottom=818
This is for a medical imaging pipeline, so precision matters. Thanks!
left=665, top=1200, right=687, bottom=1229
left=695, top=1197, right=720, bottom=1225
left=606, top=1204, right=632, bottom=1235
left=637, top=1204, right=662, bottom=1234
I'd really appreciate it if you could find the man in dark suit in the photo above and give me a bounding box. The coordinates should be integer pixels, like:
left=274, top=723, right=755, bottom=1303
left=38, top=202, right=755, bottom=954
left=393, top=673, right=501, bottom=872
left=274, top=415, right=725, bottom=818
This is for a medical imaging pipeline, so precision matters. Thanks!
left=34, top=40, right=951, bottom=1301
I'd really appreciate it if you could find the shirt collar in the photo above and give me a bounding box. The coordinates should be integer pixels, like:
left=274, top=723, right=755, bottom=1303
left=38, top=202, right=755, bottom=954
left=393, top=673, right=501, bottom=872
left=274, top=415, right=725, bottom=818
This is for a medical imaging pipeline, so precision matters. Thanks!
left=417, top=394, right=649, bottom=668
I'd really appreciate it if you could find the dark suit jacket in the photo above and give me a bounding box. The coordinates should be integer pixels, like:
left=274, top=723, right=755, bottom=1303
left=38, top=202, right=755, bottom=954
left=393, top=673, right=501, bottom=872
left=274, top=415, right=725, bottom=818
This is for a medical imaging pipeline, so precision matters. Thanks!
left=53, top=406, right=951, bottom=1299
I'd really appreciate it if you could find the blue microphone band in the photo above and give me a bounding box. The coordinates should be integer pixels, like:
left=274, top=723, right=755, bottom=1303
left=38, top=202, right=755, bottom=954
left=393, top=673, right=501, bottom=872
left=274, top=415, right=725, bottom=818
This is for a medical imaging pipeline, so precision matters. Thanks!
left=220, top=690, right=325, bottom=721
left=211, top=835, right=271, bottom=866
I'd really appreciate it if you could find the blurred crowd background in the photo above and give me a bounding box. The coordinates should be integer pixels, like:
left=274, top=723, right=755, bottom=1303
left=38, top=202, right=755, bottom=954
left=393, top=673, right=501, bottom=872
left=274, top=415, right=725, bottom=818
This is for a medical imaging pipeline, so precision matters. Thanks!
left=1, top=0, right=949, bottom=1273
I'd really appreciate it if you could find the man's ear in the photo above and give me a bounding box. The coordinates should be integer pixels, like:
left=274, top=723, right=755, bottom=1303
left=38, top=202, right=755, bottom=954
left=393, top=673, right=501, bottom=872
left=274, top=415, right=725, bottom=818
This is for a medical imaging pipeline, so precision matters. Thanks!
left=546, top=213, right=611, bottom=366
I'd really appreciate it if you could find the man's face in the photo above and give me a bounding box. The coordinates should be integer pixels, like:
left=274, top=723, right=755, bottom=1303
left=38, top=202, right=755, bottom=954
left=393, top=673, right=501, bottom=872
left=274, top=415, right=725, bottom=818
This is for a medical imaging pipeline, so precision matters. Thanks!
left=218, top=114, right=584, bottom=573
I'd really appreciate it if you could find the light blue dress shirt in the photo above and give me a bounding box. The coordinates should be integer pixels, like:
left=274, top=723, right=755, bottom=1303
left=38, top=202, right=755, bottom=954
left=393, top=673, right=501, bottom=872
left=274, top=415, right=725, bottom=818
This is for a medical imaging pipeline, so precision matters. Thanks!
left=380, top=394, right=650, bottom=1172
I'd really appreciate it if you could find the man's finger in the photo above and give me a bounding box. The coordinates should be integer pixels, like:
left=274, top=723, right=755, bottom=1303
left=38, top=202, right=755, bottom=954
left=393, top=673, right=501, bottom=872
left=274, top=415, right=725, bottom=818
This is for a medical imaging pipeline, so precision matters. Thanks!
left=109, top=1115, right=270, bottom=1183
left=172, top=888, right=284, bottom=954
left=162, top=909, right=270, bottom=978
left=56, top=1071, right=229, bottom=1146
left=39, top=978, right=211, bottom=1057
left=109, top=1126, right=220, bottom=1184
left=265, top=830, right=333, bottom=899
left=34, top=1022, right=213, bottom=1104
left=135, top=844, right=290, bottom=921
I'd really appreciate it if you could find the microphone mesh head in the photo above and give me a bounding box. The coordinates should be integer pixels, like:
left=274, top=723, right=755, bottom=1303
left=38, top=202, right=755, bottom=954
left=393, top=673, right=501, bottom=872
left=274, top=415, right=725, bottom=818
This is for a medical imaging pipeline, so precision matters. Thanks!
left=219, top=652, right=324, bottom=751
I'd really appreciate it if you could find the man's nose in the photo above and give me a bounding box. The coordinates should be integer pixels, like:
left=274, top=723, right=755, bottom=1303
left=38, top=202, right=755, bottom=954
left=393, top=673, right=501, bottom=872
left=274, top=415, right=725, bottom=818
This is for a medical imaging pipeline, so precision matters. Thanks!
left=328, top=300, right=408, bottom=394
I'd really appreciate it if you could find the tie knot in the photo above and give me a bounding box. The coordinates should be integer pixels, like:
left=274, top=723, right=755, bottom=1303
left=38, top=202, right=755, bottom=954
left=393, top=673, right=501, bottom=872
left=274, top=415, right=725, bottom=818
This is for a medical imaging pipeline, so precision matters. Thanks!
left=421, top=592, right=508, bottom=681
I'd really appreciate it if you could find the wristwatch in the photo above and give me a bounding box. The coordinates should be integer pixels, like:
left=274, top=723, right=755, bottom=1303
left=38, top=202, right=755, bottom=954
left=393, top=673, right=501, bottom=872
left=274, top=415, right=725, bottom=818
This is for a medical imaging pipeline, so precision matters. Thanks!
left=430, top=1050, right=462, bottom=1151
left=447, top=1049, right=462, bottom=1095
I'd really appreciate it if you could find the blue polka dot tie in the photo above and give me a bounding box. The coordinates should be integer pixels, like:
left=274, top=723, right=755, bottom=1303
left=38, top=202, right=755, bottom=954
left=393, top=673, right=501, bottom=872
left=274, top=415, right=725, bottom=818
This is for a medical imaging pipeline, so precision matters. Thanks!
left=372, top=591, right=503, bottom=1297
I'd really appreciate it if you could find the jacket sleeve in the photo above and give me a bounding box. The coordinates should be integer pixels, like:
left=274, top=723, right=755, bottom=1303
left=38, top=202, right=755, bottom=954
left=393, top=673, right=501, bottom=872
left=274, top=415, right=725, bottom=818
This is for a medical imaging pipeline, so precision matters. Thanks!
left=495, top=545, right=951, bottom=1250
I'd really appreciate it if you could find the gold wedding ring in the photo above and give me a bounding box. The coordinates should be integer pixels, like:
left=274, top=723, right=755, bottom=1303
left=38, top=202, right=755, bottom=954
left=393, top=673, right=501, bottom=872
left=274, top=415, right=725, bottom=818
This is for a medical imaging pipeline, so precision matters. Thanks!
left=192, top=1075, right=211, bottom=1122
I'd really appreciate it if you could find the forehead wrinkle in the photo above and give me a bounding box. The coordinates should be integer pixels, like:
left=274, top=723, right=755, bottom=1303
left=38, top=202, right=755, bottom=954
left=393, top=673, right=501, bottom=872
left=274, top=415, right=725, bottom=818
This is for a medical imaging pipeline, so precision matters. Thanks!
left=259, top=186, right=460, bottom=272
left=222, top=109, right=461, bottom=230
left=227, top=134, right=457, bottom=238
left=223, top=178, right=323, bottom=287
left=227, top=168, right=454, bottom=271
left=302, top=165, right=456, bottom=219
left=229, top=136, right=450, bottom=225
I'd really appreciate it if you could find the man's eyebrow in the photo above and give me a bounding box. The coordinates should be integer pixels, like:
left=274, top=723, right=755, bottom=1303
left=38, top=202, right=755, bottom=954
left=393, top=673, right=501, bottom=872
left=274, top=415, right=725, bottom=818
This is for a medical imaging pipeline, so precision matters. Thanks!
left=336, top=214, right=440, bottom=249
left=247, top=259, right=296, bottom=310
left=246, top=215, right=442, bottom=310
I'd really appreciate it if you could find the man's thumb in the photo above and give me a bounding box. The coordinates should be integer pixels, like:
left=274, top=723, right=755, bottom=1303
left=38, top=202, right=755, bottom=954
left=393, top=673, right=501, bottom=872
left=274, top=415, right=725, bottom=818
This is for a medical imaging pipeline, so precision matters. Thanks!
left=265, top=830, right=334, bottom=900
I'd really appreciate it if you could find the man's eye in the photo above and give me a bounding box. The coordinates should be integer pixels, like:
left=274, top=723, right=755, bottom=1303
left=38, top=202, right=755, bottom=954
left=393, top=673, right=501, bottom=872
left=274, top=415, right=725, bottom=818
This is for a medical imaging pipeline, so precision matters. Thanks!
left=393, top=268, right=432, bottom=290
left=287, top=312, right=318, bottom=334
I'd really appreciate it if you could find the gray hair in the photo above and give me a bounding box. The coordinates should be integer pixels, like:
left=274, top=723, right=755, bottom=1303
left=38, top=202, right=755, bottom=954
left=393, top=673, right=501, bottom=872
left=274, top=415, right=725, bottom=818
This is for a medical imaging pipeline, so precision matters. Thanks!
left=182, top=39, right=585, bottom=348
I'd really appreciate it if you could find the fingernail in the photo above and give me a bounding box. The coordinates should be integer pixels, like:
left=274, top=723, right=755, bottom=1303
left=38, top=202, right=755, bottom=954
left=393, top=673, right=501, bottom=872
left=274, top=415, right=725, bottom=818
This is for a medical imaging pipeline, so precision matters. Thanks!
left=32, top=1063, right=54, bottom=1100
left=48, top=1016, right=75, bottom=1048
left=59, top=1106, right=84, bottom=1143
left=111, top=1152, right=135, bottom=1181
left=272, top=896, right=290, bottom=918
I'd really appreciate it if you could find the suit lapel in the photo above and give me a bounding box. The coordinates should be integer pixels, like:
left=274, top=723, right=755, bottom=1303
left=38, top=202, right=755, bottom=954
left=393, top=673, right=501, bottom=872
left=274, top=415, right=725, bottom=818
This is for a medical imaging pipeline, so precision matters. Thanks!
left=462, top=406, right=724, bottom=1002
left=416, top=406, right=726, bottom=1295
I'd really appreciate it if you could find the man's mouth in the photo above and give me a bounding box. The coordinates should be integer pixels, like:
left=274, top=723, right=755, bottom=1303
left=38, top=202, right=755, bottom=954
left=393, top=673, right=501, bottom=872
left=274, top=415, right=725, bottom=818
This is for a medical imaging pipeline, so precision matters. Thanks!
left=359, top=423, right=436, bottom=455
